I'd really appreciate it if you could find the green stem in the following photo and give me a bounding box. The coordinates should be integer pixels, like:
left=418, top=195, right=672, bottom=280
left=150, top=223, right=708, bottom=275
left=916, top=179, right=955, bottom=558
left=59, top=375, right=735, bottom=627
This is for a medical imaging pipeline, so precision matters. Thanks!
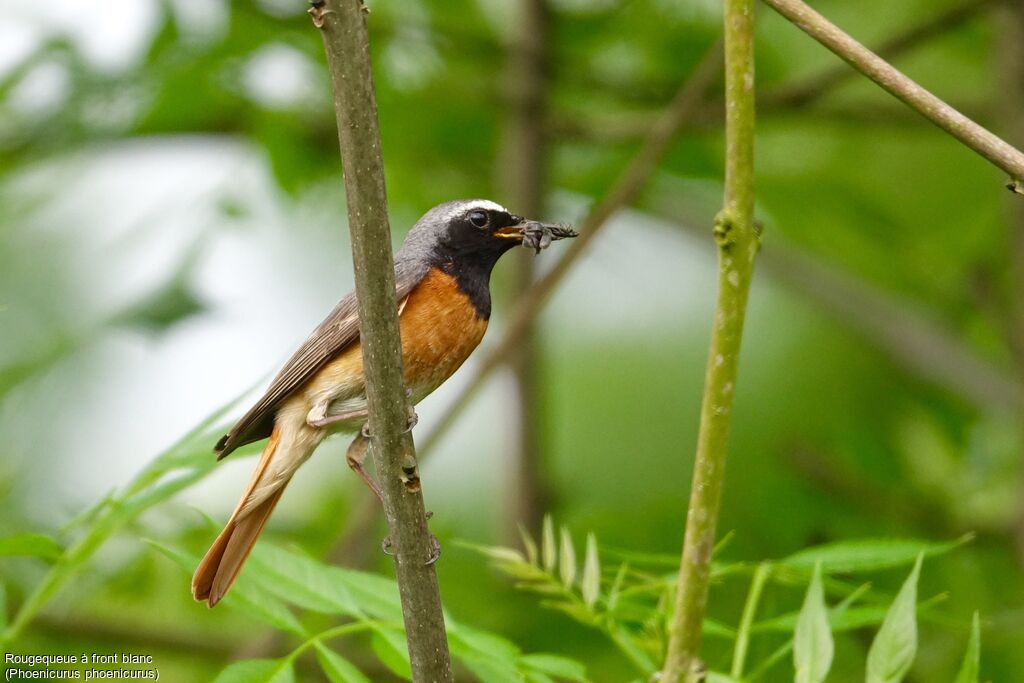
left=659, top=0, right=758, bottom=680
left=730, top=563, right=771, bottom=679
left=287, top=620, right=394, bottom=663
left=311, top=1, right=453, bottom=680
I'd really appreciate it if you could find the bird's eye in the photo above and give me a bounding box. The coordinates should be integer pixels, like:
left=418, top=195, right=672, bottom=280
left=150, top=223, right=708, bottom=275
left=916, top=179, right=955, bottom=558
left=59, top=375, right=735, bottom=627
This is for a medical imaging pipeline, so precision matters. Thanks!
left=468, top=210, right=489, bottom=228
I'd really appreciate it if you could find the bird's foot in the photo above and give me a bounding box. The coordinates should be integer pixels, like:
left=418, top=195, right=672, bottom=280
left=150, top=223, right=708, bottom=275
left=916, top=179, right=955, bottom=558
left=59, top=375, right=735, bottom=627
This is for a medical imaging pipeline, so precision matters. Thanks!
left=381, top=512, right=441, bottom=565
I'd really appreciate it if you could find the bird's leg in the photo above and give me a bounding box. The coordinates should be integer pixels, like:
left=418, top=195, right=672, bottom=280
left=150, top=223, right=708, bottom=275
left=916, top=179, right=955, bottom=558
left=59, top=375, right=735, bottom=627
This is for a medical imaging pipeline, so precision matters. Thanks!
left=354, top=388, right=417, bottom=437
left=308, top=406, right=369, bottom=429
left=345, top=432, right=383, bottom=503
left=336, top=388, right=432, bottom=563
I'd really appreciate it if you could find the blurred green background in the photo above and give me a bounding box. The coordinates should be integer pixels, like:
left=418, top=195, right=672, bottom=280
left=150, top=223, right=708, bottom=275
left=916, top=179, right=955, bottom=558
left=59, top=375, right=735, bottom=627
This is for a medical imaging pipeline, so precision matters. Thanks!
left=1, top=0, right=1023, bottom=680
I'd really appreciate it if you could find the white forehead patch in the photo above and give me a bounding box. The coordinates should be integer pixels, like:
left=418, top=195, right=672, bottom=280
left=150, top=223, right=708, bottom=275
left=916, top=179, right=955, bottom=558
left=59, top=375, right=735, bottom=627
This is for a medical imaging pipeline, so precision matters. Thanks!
left=466, top=199, right=507, bottom=213
left=440, top=199, right=508, bottom=222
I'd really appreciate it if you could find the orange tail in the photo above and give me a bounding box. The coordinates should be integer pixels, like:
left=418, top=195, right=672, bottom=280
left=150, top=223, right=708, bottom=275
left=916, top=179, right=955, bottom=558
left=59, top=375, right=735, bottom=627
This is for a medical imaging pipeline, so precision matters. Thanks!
left=192, top=427, right=289, bottom=607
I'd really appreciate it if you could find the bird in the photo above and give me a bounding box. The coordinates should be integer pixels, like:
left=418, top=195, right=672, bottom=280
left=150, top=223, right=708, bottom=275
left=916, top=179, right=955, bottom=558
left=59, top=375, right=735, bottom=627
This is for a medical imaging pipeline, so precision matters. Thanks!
left=192, top=199, right=575, bottom=607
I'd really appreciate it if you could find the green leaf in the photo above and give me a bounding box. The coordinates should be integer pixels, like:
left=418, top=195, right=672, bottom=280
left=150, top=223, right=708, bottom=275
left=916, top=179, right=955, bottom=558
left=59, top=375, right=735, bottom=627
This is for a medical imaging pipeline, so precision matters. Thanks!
left=448, top=622, right=522, bottom=681
left=371, top=628, right=411, bottom=680
left=780, top=537, right=964, bottom=574
left=314, top=642, right=371, bottom=683
left=520, top=653, right=589, bottom=682
left=519, top=524, right=539, bottom=566
left=607, top=562, right=628, bottom=613
left=0, top=533, right=62, bottom=560
left=144, top=540, right=305, bottom=636
left=794, top=561, right=833, bottom=683
left=610, top=624, right=657, bottom=672
left=460, top=658, right=522, bottom=682
left=253, top=544, right=402, bottom=622
left=247, top=544, right=360, bottom=616
left=448, top=623, right=521, bottom=662
left=213, top=658, right=294, bottom=683
left=467, top=544, right=529, bottom=565
left=754, top=595, right=945, bottom=635
left=706, top=673, right=742, bottom=683
left=581, top=533, right=600, bottom=608
left=542, top=516, right=556, bottom=572
left=0, top=581, right=7, bottom=634
left=525, top=673, right=557, bottom=683
left=559, top=527, right=577, bottom=589
left=866, top=554, right=922, bottom=683
left=953, top=612, right=980, bottom=683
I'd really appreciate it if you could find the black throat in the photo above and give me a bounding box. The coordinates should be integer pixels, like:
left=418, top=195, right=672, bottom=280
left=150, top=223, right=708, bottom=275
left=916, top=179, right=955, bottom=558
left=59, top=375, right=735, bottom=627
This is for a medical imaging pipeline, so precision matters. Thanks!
left=433, top=248, right=510, bottom=320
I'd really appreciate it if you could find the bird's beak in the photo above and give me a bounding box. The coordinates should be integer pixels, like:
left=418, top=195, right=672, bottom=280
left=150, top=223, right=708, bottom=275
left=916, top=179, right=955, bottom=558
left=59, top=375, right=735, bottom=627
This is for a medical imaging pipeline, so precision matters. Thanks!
left=494, top=224, right=528, bottom=239
left=496, top=219, right=578, bottom=253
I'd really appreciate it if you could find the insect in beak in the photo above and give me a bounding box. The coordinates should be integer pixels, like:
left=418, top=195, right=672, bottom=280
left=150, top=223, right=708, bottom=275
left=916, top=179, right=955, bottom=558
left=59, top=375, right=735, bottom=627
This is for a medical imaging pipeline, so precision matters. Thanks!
left=496, top=220, right=578, bottom=254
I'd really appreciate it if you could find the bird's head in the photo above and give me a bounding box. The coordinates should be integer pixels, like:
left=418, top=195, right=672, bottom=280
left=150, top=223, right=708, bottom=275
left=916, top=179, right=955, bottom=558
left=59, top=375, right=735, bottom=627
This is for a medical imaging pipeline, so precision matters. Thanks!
left=402, top=199, right=574, bottom=267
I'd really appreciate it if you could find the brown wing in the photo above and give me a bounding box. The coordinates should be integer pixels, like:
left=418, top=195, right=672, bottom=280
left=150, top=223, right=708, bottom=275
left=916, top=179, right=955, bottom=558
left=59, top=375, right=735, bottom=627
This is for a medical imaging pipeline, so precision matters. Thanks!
left=214, top=261, right=428, bottom=459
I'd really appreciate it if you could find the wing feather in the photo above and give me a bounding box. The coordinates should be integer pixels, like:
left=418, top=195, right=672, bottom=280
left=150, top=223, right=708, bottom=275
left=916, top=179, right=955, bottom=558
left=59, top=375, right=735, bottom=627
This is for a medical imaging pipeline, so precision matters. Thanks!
left=214, top=261, right=427, bottom=458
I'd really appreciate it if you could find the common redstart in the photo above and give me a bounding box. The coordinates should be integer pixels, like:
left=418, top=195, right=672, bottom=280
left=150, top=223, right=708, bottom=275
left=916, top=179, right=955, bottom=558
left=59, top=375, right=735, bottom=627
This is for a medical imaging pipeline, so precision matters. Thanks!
left=192, top=199, right=575, bottom=606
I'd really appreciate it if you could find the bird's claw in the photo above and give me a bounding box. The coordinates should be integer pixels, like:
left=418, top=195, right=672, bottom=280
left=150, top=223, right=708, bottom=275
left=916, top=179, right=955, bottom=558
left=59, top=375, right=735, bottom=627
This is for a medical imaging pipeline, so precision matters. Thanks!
left=425, top=533, right=441, bottom=565
left=360, top=388, right=416, bottom=437
left=380, top=513, right=441, bottom=566
left=403, top=405, right=419, bottom=433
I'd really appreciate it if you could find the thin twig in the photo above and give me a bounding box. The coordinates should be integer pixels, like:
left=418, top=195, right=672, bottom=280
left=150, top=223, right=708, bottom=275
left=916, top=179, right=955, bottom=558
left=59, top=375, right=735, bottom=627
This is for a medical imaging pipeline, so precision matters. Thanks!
left=660, top=0, right=758, bottom=678
left=761, top=0, right=1024, bottom=187
left=312, top=1, right=453, bottom=680
left=553, top=0, right=995, bottom=143
left=416, top=44, right=723, bottom=459
left=763, top=0, right=996, bottom=108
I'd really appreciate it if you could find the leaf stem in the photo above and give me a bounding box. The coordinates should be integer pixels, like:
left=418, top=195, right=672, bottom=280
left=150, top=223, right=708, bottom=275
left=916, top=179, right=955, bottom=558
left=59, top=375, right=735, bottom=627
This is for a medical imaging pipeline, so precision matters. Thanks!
left=730, top=563, right=772, bottom=679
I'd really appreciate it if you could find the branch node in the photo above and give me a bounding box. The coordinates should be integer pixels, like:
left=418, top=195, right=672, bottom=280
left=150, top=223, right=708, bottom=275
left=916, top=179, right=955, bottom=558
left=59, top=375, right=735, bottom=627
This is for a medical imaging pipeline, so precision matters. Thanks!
left=307, top=3, right=333, bottom=29
left=686, top=659, right=707, bottom=683
left=712, top=211, right=735, bottom=249
left=1008, top=178, right=1024, bottom=195
left=401, top=453, right=421, bottom=492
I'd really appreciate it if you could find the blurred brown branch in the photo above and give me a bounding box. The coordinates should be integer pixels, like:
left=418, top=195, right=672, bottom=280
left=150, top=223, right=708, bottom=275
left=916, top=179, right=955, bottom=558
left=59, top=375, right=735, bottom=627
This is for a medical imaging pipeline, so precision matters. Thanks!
left=653, top=196, right=1022, bottom=413
left=993, top=0, right=1024, bottom=565
left=759, top=241, right=1020, bottom=412
left=415, top=44, right=724, bottom=460
left=498, top=0, right=552, bottom=536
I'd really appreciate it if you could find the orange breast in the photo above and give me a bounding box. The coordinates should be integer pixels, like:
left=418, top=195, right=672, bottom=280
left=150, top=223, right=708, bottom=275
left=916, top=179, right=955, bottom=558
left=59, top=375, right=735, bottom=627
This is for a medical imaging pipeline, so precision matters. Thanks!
left=399, top=268, right=489, bottom=399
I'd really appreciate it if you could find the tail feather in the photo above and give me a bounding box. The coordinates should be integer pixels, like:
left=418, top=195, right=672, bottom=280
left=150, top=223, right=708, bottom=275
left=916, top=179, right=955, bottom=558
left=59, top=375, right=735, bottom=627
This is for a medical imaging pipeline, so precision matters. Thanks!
left=192, top=426, right=291, bottom=607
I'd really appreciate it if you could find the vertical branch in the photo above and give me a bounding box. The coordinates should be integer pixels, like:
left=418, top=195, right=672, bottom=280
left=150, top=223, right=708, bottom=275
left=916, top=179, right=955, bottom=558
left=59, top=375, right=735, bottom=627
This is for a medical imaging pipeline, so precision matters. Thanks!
left=994, top=0, right=1024, bottom=565
left=310, top=1, right=453, bottom=680
left=499, top=0, right=552, bottom=536
left=660, top=0, right=757, bottom=681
